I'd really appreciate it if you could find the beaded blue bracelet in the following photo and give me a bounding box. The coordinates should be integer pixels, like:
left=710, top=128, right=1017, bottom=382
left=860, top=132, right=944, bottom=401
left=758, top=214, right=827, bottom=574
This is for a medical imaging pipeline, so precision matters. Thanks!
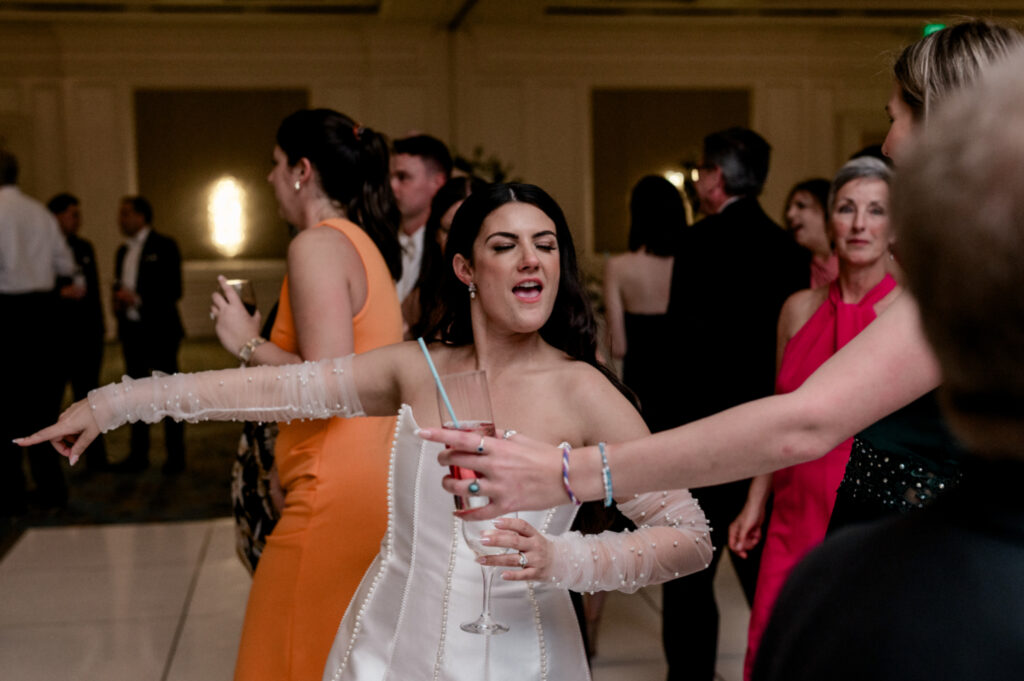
left=598, top=442, right=613, bottom=507
left=559, top=441, right=580, bottom=506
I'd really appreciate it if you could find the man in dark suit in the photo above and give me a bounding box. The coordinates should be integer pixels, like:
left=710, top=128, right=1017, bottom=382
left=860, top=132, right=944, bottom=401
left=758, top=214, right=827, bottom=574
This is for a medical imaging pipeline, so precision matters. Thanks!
left=661, top=128, right=808, bottom=681
left=112, top=195, right=186, bottom=473
left=49, top=193, right=109, bottom=471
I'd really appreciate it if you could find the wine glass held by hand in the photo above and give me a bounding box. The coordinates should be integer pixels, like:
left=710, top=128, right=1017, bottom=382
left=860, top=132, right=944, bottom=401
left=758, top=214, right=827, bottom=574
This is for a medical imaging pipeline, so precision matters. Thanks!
left=430, top=365, right=518, bottom=634
left=210, top=274, right=263, bottom=361
left=224, top=278, right=258, bottom=315
left=459, top=502, right=519, bottom=635
left=17, top=183, right=712, bottom=681
left=435, top=368, right=495, bottom=511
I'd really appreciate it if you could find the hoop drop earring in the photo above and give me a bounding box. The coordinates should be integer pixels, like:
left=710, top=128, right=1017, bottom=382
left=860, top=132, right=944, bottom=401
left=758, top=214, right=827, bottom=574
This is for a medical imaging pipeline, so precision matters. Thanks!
left=468, top=283, right=477, bottom=300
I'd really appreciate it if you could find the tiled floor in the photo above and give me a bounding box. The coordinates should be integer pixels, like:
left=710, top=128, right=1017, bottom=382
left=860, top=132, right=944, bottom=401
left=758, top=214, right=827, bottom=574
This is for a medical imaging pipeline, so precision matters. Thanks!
left=0, top=520, right=247, bottom=681
left=590, top=562, right=748, bottom=681
left=0, top=518, right=749, bottom=680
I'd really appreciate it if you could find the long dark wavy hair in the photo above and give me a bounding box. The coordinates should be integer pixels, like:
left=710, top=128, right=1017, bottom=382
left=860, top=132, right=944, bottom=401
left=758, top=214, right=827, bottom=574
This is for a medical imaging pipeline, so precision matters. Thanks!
left=423, top=183, right=634, bottom=534
left=425, top=184, right=583, bottom=352
left=276, top=108, right=402, bottom=280
left=410, top=175, right=488, bottom=340
left=422, top=182, right=634, bottom=403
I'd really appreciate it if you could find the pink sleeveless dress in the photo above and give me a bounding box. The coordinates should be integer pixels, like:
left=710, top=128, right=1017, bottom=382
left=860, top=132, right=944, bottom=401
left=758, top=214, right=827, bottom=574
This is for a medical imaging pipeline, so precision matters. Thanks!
left=744, top=274, right=897, bottom=679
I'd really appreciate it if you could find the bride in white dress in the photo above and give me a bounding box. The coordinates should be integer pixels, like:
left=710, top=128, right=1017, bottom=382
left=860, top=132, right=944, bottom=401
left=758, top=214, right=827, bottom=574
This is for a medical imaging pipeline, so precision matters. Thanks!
left=22, top=183, right=712, bottom=681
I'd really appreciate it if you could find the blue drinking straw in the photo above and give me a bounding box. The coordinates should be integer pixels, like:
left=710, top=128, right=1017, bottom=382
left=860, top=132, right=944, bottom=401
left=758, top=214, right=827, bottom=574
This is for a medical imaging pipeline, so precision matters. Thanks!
left=417, top=337, right=460, bottom=428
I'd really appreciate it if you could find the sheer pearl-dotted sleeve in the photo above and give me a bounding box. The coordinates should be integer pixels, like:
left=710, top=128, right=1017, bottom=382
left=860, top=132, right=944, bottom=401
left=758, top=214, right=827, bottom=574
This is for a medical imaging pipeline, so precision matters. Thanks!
left=87, top=355, right=363, bottom=433
left=546, top=490, right=712, bottom=594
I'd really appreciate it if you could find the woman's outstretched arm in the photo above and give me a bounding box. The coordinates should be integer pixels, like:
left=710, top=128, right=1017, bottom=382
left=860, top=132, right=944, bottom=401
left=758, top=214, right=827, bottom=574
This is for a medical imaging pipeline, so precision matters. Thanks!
left=427, top=294, right=942, bottom=520
left=16, top=343, right=412, bottom=462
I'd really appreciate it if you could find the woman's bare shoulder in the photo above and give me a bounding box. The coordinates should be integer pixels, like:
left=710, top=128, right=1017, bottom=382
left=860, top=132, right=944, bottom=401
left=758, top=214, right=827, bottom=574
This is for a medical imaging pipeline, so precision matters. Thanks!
left=561, top=360, right=648, bottom=437
left=561, top=358, right=609, bottom=386
left=522, top=354, right=604, bottom=401
left=389, top=339, right=469, bottom=372
left=355, top=339, right=433, bottom=389
left=780, top=287, right=826, bottom=335
left=286, top=225, right=365, bottom=294
left=289, top=223, right=356, bottom=257
left=561, top=358, right=638, bottom=417
left=603, top=252, right=629, bottom=279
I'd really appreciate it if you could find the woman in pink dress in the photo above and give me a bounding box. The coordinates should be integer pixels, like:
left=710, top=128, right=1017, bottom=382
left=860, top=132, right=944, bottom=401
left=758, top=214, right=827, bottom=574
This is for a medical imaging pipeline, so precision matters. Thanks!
left=728, top=156, right=901, bottom=680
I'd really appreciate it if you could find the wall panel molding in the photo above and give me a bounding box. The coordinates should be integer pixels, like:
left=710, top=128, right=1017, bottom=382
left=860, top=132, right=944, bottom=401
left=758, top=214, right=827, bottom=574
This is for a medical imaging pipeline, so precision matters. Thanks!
left=1, top=16, right=915, bottom=333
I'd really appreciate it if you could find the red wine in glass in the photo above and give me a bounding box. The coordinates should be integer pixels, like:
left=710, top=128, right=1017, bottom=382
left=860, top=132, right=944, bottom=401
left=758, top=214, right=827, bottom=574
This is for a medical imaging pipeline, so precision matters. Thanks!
left=224, top=278, right=258, bottom=315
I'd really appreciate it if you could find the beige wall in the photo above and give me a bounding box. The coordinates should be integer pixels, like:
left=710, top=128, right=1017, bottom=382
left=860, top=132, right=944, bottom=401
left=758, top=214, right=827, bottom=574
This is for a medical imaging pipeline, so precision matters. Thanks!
left=0, top=17, right=910, bottom=335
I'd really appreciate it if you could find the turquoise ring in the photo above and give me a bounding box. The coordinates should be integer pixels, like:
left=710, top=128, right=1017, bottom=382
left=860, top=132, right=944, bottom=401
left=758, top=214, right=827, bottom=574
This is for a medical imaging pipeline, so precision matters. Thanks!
left=468, top=480, right=481, bottom=495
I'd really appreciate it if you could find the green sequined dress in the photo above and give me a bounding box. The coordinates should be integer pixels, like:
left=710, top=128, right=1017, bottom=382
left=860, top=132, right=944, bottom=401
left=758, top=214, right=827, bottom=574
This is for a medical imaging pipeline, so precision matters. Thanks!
left=828, top=391, right=970, bottom=533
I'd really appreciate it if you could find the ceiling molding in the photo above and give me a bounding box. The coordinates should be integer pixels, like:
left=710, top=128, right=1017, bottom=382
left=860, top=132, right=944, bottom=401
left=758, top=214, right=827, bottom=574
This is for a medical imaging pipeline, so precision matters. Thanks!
left=546, top=5, right=1024, bottom=19
left=0, top=0, right=379, bottom=16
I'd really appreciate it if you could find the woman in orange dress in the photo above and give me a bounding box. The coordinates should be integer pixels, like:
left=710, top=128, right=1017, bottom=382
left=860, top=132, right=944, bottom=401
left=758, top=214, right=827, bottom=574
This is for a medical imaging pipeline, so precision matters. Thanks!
left=211, top=108, right=403, bottom=680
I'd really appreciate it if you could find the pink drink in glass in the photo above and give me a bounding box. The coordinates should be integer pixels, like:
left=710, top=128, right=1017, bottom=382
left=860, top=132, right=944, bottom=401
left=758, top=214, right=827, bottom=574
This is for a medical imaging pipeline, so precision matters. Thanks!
left=443, top=420, right=495, bottom=510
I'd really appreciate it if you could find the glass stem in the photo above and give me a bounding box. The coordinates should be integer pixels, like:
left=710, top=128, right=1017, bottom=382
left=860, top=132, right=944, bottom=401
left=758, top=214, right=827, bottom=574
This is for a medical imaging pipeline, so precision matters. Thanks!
left=480, top=565, right=496, bottom=620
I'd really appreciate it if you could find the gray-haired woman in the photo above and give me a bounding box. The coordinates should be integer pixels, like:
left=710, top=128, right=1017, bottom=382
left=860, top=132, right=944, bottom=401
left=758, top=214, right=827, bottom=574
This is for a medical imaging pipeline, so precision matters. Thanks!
left=730, top=155, right=900, bottom=680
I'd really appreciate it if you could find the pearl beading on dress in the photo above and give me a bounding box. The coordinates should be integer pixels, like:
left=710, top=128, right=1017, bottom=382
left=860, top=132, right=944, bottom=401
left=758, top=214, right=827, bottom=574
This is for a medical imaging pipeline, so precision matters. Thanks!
left=526, top=582, right=548, bottom=681
left=432, top=514, right=462, bottom=681
left=839, top=437, right=962, bottom=514
left=525, top=507, right=558, bottom=681
left=544, top=490, right=712, bottom=593
left=386, top=424, right=425, bottom=666
left=327, top=413, right=403, bottom=681
left=431, top=507, right=559, bottom=680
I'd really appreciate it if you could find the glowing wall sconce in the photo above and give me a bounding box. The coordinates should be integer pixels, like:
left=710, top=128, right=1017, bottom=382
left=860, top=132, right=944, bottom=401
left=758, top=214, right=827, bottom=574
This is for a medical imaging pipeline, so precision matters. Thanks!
left=663, top=170, right=686, bottom=189
left=209, top=176, right=246, bottom=257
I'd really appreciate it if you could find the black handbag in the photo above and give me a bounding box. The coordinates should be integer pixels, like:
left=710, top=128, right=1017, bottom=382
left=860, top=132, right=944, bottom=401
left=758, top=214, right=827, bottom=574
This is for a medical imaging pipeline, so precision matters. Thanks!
left=231, top=420, right=280, bottom=573
left=230, top=301, right=282, bottom=574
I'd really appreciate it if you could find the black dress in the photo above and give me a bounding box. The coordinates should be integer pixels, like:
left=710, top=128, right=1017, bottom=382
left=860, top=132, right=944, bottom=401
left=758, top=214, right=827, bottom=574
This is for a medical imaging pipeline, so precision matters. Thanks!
left=828, top=390, right=970, bottom=533
left=622, top=311, right=674, bottom=433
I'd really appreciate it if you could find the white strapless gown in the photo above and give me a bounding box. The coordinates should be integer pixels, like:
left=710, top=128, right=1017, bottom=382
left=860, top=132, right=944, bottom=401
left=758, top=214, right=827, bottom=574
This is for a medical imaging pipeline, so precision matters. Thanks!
left=322, top=405, right=590, bottom=681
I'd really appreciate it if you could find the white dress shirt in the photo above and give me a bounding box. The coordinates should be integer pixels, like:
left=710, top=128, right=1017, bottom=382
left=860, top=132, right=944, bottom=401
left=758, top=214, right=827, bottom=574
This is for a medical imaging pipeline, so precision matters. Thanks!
left=395, top=225, right=425, bottom=302
left=120, top=226, right=150, bottom=320
left=0, top=185, right=79, bottom=294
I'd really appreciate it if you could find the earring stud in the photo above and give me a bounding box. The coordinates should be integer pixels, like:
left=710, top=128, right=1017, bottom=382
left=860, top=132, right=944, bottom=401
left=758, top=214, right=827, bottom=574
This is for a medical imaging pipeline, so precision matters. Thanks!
left=294, top=181, right=301, bottom=191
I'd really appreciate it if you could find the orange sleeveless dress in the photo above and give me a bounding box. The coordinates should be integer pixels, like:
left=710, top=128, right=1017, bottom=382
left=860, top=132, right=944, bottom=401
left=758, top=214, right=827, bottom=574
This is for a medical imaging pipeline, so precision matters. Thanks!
left=233, top=219, right=402, bottom=681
